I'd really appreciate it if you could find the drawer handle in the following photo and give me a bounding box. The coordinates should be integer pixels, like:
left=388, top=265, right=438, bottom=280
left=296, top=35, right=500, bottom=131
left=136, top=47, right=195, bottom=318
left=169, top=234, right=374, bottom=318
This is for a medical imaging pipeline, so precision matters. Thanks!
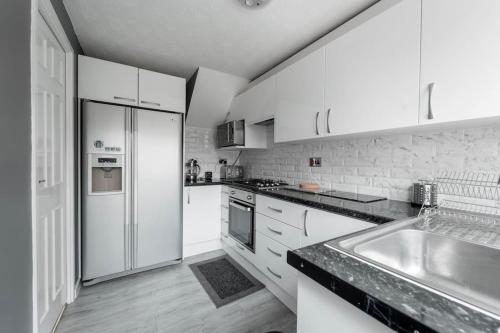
left=221, top=205, right=229, bottom=209
left=222, top=219, right=228, bottom=224
left=222, top=234, right=228, bottom=239
left=268, top=206, right=283, bottom=214
left=267, top=266, right=282, bottom=279
left=303, top=209, right=309, bottom=237
left=114, top=96, right=136, bottom=102
left=267, top=247, right=282, bottom=258
left=236, top=244, right=245, bottom=251
left=141, top=100, right=161, bottom=106
left=267, top=226, right=282, bottom=235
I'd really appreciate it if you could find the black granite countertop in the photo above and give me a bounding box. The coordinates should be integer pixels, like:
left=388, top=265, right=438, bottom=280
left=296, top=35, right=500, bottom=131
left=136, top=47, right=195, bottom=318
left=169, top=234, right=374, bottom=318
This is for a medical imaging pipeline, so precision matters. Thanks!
left=288, top=239, right=500, bottom=333
left=222, top=183, right=420, bottom=225
left=184, top=178, right=224, bottom=187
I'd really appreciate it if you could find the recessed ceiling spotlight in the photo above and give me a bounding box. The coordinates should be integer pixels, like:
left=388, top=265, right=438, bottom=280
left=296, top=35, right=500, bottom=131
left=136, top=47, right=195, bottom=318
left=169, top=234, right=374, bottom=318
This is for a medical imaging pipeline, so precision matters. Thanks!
left=240, top=0, right=271, bottom=9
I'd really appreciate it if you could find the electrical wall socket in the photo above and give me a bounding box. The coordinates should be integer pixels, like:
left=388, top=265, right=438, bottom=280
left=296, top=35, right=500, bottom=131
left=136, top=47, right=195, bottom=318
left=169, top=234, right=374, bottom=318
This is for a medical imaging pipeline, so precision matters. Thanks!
left=309, top=157, right=322, bottom=167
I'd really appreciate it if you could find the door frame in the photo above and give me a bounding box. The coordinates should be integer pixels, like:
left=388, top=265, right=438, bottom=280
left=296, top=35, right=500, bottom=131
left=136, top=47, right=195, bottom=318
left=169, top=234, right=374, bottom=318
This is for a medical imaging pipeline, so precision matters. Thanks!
left=30, top=0, right=77, bottom=331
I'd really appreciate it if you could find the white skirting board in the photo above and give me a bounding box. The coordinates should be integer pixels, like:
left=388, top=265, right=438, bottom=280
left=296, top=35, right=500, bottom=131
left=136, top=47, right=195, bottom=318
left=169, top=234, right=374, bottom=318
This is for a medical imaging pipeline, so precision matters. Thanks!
left=183, top=239, right=222, bottom=259
left=224, top=246, right=297, bottom=314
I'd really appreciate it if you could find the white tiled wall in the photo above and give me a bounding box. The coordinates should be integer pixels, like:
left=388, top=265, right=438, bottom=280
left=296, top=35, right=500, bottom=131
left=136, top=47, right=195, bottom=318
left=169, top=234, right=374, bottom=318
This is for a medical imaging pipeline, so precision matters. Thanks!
left=185, top=126, right=240, bottom=178
left=240, top=124, right=500, bottom=201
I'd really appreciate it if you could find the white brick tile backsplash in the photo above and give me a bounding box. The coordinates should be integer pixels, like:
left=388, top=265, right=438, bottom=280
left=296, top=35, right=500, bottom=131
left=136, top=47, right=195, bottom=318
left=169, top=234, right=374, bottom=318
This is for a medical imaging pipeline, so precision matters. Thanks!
left=240, top=123, right=500, bottom=201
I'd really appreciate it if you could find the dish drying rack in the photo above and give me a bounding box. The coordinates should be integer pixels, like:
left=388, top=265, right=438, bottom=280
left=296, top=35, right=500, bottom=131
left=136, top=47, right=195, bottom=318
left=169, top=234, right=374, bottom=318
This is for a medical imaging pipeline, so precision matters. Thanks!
left=417, top=171, right=500, bottom=249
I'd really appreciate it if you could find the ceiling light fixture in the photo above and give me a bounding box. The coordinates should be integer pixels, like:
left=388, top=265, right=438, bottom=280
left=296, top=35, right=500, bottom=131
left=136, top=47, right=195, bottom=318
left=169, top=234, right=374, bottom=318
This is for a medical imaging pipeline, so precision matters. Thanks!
left=240, top=0, right=271, bottom=9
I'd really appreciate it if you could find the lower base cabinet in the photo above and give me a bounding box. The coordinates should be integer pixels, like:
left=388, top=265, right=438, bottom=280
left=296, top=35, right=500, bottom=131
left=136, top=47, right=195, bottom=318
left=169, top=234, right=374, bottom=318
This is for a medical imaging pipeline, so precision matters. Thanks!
left=297, top=273, right=394, bottom=333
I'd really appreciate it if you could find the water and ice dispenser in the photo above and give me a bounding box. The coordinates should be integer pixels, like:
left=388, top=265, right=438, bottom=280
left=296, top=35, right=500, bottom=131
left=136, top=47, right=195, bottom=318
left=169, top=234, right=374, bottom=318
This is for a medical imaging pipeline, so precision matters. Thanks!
left=88, top=155, right=124, bottom=194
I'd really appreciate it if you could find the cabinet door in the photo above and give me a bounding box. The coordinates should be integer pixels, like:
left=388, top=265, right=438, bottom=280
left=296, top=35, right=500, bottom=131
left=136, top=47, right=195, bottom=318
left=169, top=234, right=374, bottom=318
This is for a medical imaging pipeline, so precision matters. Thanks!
left=78, top=55, right=138, bottom=106
left=274, top=48, right=325, bottom=142
left=420, top=0, right=500, bottom=123
left=325, top=0, right=420, bottom=136
left=183, top=186, right=222, bottom=246
left=139, top=69, right=186, bottom=113
left=239, top=76, right=277, bottom=124
left=300, top=208, right=375, bottom=247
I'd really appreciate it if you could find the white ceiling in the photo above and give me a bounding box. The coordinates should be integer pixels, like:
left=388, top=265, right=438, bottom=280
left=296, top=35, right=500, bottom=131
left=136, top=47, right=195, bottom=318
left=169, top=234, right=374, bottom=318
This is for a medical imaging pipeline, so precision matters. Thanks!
left=64, top=0, right=377, bottom=80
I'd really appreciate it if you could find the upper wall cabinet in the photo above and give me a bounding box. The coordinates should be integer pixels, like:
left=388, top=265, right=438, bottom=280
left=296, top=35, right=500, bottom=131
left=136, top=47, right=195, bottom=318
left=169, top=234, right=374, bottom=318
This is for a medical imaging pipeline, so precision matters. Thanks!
left=419, top=0, right=500, bottom=124
left=79, top=56, right=186, bottom=113
left=274, top=48, right=325, bottom=143
left=138, top=69, right=185, bottom=113
left=79, top=55, right=139, bottom=106
left=324, top=0, right=421, bottom=136
left=233, top=76, right=277, bottom=125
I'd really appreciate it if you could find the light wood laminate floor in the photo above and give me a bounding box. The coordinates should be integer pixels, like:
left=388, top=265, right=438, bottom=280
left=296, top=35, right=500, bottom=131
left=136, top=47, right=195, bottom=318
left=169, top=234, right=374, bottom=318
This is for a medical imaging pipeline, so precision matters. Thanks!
left=56, top=250, right=297, bottom=333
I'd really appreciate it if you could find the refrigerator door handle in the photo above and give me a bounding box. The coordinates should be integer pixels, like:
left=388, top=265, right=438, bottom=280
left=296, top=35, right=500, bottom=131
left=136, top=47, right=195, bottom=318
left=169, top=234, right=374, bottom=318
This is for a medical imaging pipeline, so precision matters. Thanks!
left=131, top=108, right=139, bottom=269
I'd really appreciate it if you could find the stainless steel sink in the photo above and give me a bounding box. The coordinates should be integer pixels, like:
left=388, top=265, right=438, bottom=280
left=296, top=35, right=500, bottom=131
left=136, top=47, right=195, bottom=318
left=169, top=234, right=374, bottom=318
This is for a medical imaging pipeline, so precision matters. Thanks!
left=326, top=217, right=500, bottom=316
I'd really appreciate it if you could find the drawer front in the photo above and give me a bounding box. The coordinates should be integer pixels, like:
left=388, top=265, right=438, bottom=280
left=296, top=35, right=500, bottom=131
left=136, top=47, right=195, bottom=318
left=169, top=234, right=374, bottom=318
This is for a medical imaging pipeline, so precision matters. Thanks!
left=221, top=219, right=228, bottom=236
left=256, top=213, right=301, bottom=250
left=256, top=195, right=306, bottom=228
left=256, top=232, right=297, bottom=298
left=232, top=238, right=256, bottom=264
left=221, top=206, right=229, bottom=221
left=221, top=192, right=229, bottom=207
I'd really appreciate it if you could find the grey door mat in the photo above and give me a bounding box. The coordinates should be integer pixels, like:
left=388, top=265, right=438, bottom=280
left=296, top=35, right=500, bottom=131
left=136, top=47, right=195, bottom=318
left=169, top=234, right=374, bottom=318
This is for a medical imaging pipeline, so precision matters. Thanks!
left=189, top=254, right=265, bottom=308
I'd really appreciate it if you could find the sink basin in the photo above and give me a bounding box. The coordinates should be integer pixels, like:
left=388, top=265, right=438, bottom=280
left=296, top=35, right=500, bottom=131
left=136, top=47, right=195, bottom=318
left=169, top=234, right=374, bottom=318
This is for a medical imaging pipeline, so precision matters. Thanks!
left=327, top=219, right=500, bottom=316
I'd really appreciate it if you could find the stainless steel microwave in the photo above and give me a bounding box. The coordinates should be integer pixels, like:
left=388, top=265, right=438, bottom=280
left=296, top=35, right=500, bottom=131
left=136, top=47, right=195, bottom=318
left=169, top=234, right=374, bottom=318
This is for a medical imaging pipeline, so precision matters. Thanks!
left=216, top=120, right=245, bottom=148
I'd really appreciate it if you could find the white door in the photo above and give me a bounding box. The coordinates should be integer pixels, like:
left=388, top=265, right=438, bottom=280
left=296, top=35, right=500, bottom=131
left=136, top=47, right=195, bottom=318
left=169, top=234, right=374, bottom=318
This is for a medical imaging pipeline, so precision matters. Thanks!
left=34, top=13, right=67, bottom=333
left=420, top=0, right=500, bottom=123
left=325, top=0, right=421, bottom=136
left=274, top=48, right=325, bottom=143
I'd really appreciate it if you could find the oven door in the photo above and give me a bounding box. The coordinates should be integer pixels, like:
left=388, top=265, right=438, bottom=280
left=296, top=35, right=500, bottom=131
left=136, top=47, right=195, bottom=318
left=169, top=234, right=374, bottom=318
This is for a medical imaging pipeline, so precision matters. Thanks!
left=228, top=198, right=255, bottom=252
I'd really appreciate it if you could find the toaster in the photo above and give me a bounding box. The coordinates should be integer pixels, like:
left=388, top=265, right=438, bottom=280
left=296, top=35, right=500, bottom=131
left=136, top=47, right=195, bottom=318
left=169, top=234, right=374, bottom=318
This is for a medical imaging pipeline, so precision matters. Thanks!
left=220, top=165, right=244, bottom=179
left=412, top=181, right=438, bottom=207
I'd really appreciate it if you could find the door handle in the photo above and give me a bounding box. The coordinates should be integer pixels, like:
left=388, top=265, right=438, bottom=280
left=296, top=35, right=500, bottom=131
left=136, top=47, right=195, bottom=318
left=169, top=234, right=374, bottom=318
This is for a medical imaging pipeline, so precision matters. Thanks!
left=267, top=206, right=283, bottom=214
left=230, top=201, right=252, bottom=212
left=315, top=112, right=320, bottom=135
left=187, top=189, right=190, bottom=204
left=267, top=266, right=282, bottom=279
left=427, top=82, right=435, bottom=120
left=140, top=100, right=161, bottom=107
left=267, top=226, right=282, bottom=235
left=114, top=96, right=136, bottom=103
left=303, top=209, right=309, bottom=237
left=267, top=247, right=282, bottom=258
left=326, top=108, right=331, bottom=134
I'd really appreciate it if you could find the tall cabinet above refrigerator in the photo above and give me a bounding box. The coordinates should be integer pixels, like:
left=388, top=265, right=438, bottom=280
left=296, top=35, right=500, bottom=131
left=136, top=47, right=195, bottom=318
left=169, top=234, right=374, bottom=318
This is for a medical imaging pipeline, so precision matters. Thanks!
left=82, top=101, right=182, bottom=284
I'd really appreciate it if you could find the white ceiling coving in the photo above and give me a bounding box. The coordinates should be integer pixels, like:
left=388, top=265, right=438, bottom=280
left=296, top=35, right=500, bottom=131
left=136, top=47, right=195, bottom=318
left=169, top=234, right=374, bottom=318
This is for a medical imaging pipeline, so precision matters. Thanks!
left=63, top=0, right=377, bottom=79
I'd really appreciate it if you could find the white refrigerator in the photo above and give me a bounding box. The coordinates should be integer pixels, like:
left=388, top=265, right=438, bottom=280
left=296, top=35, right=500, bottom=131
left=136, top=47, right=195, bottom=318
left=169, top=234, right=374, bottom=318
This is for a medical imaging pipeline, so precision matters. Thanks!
left=82, top=101, right=182, bottom=284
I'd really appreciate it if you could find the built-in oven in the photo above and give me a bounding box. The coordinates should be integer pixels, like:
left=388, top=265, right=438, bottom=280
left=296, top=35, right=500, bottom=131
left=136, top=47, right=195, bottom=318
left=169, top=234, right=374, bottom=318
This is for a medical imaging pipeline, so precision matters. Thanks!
left=228, top=188, right=255, bottom=252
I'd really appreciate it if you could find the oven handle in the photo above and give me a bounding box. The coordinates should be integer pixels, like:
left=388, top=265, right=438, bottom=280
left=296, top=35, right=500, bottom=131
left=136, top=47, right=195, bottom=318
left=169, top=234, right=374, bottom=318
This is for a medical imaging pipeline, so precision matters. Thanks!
left=229, top=201, right=252, bottom=212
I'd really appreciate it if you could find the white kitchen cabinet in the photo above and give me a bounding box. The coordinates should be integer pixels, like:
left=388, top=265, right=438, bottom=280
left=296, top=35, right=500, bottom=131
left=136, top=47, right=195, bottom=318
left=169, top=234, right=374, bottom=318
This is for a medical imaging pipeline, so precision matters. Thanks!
left=256, top=212, right=301, bottom=250
left=138, top=69, right=185, bottom=113
left=233, top=76, right=276, bottom=125
left=256, top=195, right=308, bottom=229
left=419, top=0, right=500, bottom=124
left=297, top=273, right=394, bottom=333
left=300, top=207, right=375, bottom=247
left=274, top=48, right=325, bottom=143
left=78, top=55, right=138, bottom=106
left=324, top=0, right=421, bottom=136
left=183, top=186, right=221, bottom=257
left=256, top=232, right=298, bottom=298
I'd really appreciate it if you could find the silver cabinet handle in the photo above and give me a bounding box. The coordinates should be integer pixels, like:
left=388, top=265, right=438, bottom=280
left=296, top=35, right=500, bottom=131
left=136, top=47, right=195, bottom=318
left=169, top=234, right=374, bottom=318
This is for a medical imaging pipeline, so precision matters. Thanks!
left=140, top=100, right=161, bottom=107
left=230, top=190, right=236, bottom=195
left=267, top=247, right=282, bottom=258
left=267, top=266, right=282, bottom=279
left=267, top=206, right=283, bottom=214
left=326, top=108, right=331, bottom=134
left=428, top=82, right=435, bottom=120
left=236, top=244, right=245, bottom=251
left=230, top=201, right=251, bottom=212
left=187, top=189, right=190, bottom=204
left=267, top=226, right=282, bottom=235
left=221, top=204, right=229, bottom=209
left=303, top=209, right=309, bottom=237
left=38, top=179, right=46, bottom=184
left=315, top=112, right=320, bottom=135
left=114, top=96, right=136, bottom=102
